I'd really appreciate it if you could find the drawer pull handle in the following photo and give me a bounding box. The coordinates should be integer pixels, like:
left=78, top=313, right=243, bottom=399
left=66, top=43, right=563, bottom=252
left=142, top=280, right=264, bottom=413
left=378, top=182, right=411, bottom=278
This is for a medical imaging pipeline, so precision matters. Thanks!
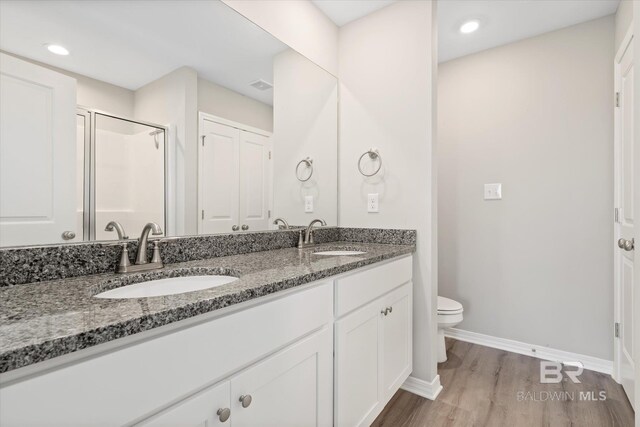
left=217, top=408, right=231, bottom=422
left=239, top=394, right=252, bottom=408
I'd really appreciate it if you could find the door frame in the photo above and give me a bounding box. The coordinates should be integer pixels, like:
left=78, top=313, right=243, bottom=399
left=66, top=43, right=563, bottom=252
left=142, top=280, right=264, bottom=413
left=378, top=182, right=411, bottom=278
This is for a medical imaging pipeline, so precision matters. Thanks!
left=197, top=112, right=273, bottom=235
left=613, top=25, right=634, bottom=385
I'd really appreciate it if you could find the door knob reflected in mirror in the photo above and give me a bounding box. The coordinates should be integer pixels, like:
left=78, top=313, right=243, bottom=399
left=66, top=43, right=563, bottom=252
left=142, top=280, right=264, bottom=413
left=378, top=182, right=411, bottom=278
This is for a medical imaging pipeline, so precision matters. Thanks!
left=624, top=238, right=635, bottom=251
left=232, top=225, right=239, bottom=231
left=61, top=231, right=76, bottom=240
left=618, top=238, right=635, bottom=251
left=242, top=224, right=249, bottom=231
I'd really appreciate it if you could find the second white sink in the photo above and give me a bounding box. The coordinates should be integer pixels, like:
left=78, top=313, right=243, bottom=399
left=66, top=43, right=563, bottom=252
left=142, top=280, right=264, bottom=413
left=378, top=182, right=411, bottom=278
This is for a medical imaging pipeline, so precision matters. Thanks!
left=95, top=275, right=238, bottom=299
left=313, top=250, right=366, bottom=256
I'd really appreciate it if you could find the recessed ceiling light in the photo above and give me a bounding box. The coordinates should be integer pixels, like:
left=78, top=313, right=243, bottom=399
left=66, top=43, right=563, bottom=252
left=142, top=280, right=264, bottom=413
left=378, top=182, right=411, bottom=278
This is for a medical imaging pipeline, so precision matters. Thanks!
left=46, top=44, right=69, bottom=56
left=460, top=20, right=480, bottom=34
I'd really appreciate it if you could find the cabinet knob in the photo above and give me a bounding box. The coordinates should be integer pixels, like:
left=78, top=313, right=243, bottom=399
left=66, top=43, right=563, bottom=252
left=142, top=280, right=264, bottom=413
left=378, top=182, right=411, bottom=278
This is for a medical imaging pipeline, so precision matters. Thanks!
left=232, top=225, right=239, bottom=231
left=239, top=394, right=252, bottom=408
left=241, top=224, right=249, bottom=231
left=217, top=408, right=231, bottom=422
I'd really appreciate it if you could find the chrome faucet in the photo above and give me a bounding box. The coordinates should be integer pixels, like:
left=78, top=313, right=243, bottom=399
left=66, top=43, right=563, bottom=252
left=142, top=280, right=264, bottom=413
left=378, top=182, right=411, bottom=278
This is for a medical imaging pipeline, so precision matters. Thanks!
left=116, top=222, right=164, bottom=273
left=105, top=221, right=128, bottom=240
left=136, top=223, right=163, bottom=264
left=298, top=219, right=326, bottom=249
left=273, top=218, right=290, bottom=229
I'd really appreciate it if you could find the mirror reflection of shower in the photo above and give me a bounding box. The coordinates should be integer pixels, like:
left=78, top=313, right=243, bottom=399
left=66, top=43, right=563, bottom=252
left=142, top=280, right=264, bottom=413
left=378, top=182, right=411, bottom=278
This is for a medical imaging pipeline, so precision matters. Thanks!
left=76, top=109, right=167, bottom=241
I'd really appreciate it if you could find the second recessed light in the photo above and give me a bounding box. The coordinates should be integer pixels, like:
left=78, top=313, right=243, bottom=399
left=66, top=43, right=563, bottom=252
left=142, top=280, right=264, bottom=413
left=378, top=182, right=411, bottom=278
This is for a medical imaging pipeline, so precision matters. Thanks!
left=46, top=44, right=69, bottom=56
left=460, top=20, right=480, bottom=34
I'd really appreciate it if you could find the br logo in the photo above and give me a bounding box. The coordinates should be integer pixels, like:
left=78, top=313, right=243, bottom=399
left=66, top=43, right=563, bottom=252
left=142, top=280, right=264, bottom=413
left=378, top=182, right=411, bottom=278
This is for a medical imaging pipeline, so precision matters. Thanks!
left=540, top=361, right=584, bottom=384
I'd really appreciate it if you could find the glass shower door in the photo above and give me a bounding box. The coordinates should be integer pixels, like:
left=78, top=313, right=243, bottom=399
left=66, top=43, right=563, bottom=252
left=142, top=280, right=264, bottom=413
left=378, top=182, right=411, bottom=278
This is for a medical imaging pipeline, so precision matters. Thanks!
left=93, top=113, right=166, bottom=240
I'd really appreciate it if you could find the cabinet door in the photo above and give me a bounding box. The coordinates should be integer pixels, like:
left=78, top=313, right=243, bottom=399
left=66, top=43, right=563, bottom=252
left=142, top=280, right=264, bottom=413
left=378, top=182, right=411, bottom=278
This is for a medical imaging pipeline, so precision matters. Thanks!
left=138, top=381, right=230, bottom=427
left=238, top=130, right=271, bottom=232
left=231, top=326, right=332, bottom=427
left=200, top=119, right=240, bottom=234
left=381, top=283, right=413, bottom=400
left=334, top=301, right=382, bottom=427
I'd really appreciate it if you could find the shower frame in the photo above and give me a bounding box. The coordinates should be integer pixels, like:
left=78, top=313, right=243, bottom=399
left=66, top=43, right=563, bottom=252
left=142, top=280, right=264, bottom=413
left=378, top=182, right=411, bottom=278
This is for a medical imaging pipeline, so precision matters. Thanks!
left=77, top=107, right=169, bottom=241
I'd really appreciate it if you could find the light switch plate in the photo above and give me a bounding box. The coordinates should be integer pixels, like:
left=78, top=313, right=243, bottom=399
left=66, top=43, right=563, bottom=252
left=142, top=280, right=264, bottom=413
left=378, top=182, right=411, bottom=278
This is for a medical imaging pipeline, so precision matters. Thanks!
left=304, top=195, right=314, bottom=212
left=368, top=193, right=379, bottom=212
left=484, top=183, right=502, bottom=200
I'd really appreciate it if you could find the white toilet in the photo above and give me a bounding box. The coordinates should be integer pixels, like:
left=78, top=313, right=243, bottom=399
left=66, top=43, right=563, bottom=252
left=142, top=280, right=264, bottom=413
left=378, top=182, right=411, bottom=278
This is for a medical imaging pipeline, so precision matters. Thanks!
left=437, top=296, right=464, bottom=363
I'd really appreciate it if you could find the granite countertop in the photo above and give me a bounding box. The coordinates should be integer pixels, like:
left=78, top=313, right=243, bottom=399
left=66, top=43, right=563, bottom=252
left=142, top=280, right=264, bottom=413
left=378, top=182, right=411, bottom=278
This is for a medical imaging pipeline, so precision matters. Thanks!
left=0, top=241, right=414, bottom=374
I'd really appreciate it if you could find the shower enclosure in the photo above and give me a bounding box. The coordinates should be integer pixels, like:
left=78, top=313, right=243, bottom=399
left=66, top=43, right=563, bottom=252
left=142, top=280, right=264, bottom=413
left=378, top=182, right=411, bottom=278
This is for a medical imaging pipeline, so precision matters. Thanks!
left=76, top=108, right=167, bottom=241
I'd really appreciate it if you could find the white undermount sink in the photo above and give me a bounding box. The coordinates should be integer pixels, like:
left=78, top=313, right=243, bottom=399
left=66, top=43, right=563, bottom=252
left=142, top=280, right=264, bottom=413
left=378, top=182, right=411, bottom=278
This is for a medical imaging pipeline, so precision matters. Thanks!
left=94, top=275, right=238, bottom=299
left=313, top=250, right=366, bottom=256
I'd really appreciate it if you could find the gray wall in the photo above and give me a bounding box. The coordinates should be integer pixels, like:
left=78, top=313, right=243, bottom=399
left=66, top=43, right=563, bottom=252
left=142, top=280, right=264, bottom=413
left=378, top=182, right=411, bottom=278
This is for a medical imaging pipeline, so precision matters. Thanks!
left=438, top=16, right=614, bottom=360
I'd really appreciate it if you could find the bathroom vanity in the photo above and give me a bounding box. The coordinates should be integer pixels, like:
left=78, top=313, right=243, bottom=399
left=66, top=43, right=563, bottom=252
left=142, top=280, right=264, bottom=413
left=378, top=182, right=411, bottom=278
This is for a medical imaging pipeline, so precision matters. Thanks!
left=0, top=231, right=414, bottom=426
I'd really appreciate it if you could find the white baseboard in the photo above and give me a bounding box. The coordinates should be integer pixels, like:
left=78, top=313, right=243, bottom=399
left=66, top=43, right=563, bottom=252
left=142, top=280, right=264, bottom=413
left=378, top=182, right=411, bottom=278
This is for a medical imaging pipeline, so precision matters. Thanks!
left=401, top=375, right=443, bottom=400
left=445, top=328, right=613, bottom=375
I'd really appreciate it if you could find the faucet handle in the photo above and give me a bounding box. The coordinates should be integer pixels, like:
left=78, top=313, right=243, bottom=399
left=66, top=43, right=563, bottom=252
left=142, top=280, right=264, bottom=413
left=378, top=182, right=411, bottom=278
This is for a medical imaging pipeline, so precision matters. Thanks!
left=151, top=240, right=163, bottom=264
left=117, top=243, right=131, bottom=273
left=297, top=230, right=304, bottom=247
left=309, top=230, right=315, bottom=244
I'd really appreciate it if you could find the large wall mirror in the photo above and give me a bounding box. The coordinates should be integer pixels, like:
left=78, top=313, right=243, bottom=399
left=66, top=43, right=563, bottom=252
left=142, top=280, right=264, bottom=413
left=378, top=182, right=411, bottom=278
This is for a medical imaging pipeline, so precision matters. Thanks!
left=0, top=0, right=338, bottom=247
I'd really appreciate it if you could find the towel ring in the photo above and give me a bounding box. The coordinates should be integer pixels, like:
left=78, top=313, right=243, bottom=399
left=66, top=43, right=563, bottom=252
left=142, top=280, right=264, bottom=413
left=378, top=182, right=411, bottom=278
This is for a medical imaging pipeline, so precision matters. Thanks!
left=295, top=157, right=313, bottom=182
left=358, top=148, right=382, bottom=177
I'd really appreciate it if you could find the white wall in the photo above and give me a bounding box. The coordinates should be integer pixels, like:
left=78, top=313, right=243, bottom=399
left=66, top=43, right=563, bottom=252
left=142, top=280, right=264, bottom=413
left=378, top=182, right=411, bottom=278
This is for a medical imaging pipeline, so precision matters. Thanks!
left=198, top=78, right=273, bottom=132
left=438, top=17, right=614, bottom=360
left=272, top=49, right=338, bottom=226
left=221, top=0, right=338, bottom=76
left=339, top=1, right=439, bottom=386
left=134, top=67, right=198, bottom=236
left=615, top=0, right=634, bottom=52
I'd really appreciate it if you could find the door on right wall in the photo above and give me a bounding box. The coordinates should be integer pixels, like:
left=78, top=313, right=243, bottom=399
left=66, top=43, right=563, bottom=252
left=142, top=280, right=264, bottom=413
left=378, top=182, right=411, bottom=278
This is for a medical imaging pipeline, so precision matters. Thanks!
left=614, top=35, right=635, bottom=409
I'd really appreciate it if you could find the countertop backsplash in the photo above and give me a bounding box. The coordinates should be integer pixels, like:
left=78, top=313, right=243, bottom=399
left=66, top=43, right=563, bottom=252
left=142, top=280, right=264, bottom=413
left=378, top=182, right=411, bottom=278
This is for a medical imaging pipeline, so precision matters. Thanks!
left=0, top=227, right=416, bottom=287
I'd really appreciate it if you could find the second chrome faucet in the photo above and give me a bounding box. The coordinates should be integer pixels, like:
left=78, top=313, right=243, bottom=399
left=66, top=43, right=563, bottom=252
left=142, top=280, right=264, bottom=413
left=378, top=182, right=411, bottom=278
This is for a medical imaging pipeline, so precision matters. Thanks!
left=297, top=219, right=326, bottom=249
left=116, top=222, right=164, bottom=273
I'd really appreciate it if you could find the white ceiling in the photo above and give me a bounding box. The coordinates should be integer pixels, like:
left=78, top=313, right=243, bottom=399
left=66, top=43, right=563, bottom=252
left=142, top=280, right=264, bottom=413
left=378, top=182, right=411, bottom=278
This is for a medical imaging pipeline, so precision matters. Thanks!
left=438, top=0, right=620, bottom=63
left=312, top=0, right=396, bottom=26
left=0, top=0, right=288, bottom=105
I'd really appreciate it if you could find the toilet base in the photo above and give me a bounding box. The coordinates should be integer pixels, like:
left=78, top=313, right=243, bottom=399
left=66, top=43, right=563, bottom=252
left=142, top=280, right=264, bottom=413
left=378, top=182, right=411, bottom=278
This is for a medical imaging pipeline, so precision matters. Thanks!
left=438, top=328, right=447, bottom=363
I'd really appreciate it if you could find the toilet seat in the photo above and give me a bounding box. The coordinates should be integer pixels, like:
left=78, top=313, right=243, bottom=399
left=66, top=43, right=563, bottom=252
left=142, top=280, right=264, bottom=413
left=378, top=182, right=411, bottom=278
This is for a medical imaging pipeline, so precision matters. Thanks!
left=437, top=296, right=463, bottom=315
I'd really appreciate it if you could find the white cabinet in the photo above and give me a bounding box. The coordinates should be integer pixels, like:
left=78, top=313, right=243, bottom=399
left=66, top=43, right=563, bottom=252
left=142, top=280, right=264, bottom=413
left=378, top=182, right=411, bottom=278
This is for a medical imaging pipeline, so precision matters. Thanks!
left=335, top=299, right=382, bottom=427
left=141, top=327, right=332, bottom=427
left=231, top=327, right=332, bottom=427
left=381, top=286, right=412, bottom=401
left=334, top=257, right=413, bottom=427
left=140, top=381, right=231, bottom=427
left=0, top=257, right=413, bottom=427
left=199, top=113, right=271, bottom=234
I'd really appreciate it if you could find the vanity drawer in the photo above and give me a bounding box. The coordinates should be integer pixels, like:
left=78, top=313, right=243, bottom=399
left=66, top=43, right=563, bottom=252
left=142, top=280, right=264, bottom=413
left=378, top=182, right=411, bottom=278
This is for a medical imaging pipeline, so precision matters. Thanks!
left=334, top=255, right=412, bottom=318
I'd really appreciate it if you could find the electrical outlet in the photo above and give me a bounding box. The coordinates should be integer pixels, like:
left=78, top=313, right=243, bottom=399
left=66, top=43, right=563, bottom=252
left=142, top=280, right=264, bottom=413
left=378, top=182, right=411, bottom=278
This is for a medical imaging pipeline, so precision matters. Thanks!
left=484, top=183, right=502, bottom=200
left=368, top=193, right=379, bottom=213
left=305, top=195, right=314, bottom=212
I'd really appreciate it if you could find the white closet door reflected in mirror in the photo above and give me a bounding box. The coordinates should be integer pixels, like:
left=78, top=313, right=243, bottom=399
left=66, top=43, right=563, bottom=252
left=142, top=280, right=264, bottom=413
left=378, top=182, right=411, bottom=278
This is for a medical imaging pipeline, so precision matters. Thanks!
left=199, top=114, right=272, bottom=234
